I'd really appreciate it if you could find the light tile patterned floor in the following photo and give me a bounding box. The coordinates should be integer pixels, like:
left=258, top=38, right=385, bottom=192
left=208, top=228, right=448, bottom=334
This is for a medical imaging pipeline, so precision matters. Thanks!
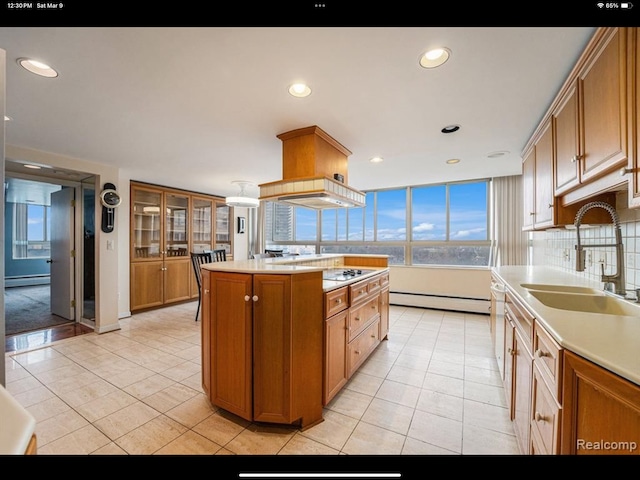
left=4, top=302, right=521, bottom=456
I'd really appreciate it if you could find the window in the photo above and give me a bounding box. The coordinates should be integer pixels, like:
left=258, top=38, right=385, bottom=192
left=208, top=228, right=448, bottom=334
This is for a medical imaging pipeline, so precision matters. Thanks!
left=13, top=203, right=52, bottom=259
left=411, top=180, right=490, bottom=266
left=264, top=179, right=491, bottom=267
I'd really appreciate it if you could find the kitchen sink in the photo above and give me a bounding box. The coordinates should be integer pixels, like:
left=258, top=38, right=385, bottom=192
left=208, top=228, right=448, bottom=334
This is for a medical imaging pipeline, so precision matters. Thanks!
left=520, top=283, right=600, bottom=294
left=528, top=290, right=640, bottom=316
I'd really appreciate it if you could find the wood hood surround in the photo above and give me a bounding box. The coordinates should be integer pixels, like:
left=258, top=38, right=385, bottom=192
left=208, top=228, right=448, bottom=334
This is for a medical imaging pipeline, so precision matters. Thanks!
left=258, top=125, right=366, bottom=209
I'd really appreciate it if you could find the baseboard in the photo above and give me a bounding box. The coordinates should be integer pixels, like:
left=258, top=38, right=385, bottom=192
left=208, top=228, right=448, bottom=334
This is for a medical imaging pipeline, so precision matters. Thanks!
left=119, top=311, right=132, bottom=319
left=390, top=291, right=490, bottom=315
left=5, top=276, right=50, bottom=287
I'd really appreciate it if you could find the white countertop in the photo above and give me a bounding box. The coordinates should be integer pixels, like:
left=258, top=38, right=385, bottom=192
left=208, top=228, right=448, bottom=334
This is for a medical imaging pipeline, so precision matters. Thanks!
left=201, top=254, right=389, bottom=291
left=492, top=265, right=640, bottom=386
left=0, top=383, right=36, bottom=454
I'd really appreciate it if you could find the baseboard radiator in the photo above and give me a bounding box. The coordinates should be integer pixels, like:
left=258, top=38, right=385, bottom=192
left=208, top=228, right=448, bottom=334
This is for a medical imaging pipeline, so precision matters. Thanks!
left=390, top=291, right=490, bottom=315
left=5, top=275, right=51, bottom=287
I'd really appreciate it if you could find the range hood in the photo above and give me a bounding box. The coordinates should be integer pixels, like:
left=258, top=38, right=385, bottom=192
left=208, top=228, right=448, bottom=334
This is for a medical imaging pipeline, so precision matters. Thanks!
left=259, top=126, right=366, bottom=209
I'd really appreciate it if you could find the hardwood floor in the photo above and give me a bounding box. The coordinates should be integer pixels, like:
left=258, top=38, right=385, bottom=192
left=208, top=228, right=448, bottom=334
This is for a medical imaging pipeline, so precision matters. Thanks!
left=5, top=323, right=94, bottom=353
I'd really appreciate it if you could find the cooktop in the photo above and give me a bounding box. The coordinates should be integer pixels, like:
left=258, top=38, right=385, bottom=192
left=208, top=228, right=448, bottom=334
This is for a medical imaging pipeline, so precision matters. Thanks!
left=322, top=268, right=377, bottom=282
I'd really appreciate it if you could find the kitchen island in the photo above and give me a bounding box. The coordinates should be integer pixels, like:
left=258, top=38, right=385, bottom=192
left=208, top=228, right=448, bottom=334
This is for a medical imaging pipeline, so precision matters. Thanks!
left=491, top=265, right=639, bottom=455
left=200, top=254, right=389, bottom=429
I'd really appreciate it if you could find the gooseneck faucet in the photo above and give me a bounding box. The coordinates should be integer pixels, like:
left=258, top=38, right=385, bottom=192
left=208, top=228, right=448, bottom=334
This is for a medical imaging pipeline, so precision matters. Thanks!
left=574, top=201, right=626, bottom=296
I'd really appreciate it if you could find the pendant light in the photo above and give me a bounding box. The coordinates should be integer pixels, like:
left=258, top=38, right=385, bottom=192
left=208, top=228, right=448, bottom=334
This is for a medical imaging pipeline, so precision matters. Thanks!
left=225, top=181, right=259, bottom=208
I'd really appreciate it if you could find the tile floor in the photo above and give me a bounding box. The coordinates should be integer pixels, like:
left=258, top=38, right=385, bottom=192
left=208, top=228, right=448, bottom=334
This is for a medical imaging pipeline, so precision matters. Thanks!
left=4, top=301, right=521, bottom=458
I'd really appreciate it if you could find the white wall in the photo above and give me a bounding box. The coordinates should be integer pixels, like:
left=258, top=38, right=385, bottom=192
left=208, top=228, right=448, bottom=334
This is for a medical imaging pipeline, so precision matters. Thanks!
left=389, top=265, right=491, bottom=314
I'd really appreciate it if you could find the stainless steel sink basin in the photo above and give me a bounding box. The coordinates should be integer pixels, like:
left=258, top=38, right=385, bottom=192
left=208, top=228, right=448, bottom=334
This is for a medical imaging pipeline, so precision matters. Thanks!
left=520, top=283, right=600, bottom=294
left=528, top=290, right=640, bottom=316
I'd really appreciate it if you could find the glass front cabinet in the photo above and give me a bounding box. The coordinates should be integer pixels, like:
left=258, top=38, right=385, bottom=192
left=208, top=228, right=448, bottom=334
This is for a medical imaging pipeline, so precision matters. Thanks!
left=130, top=182, right=230, bottom=311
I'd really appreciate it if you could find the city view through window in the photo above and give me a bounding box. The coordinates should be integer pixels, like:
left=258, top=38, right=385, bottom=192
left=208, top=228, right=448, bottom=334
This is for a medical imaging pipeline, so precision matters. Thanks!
left=264, top=179, right=491, bottom=267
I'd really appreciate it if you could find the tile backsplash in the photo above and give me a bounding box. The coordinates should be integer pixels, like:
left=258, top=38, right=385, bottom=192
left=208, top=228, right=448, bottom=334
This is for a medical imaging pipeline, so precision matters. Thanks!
left=530, top=191, right=640, bottom=291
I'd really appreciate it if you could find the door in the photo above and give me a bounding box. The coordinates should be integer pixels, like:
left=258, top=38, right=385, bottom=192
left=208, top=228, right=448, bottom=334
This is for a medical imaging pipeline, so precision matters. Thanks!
left=50, top=187, right=75, bottom=320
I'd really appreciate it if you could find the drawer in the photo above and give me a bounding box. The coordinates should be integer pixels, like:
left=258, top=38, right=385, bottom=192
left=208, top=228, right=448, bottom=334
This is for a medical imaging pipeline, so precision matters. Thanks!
left=367, top=274, right=382, bottom=295
left=348, top=295, right=380, bottom=341
left=325, top=286, right=348, bottom=318
left=379, top=272, right=389, bottom=288
left=533, top=320, right=563, bottom=402
left=348, top=318, right=380, bottom=376
left=505, top=290, right=533, bottom=353
left=531, top=365, right=561, bottom=455
left=349, top=279, right=370, bottom=306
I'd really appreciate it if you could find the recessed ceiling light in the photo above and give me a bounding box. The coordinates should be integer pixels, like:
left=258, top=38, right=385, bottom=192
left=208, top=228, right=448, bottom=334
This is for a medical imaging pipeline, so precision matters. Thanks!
left=288, top=83, right=311, bottom=98
left=419, top=47, right=451, bottom=69
left=441, top=124, right=461, bottom=134
left=446, top=159, right=460, bottom=165
left=24, top=164, right=42, bottom=169
left=369, top=156, right=384, bottom=163
left=17, top=58, right=58, bottom=78
left=487, top=150, right=509, bottom=158
left=4, top=115, right=11, bottom=121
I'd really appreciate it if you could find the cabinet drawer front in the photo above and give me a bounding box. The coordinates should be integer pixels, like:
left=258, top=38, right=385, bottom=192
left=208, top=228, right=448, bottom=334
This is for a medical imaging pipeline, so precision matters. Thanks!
left=533, top=321, right=563, bottom=402
left=348, top=319, right=380, bottom=377
left=349, top=279, right=370, bottom=306
left=505, top=291, right=533, bottom=353
left=531, top=366, right=561, bottom=455
left=348, top=296, right=380, bottom=341
left=367, top=275, right=382, bottom=295
left=379, top=272, right=389, bottom=288
left=325, top=287, right=349, bottom=317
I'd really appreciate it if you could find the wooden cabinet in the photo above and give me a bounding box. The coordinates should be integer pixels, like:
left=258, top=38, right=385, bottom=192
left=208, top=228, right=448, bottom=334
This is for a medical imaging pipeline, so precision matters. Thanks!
left=523, top=120, right=554, bottom=230
left=495, top=279, right=640, bottom=455
left=504, top=290, right=533, bottom=454
left=625, top=28, right=640, bottom=208
left=555, top=28, right=627, bottom=201
left=524, top=108, right=617, bottom=230
left=531, top=365, right=561, bottom=455
left=522, top=27, right=631, bottom=226
left=530, top=320, right=563, bottom=455
left=554, top=80, right=581, bottom=195
left=204, top=270, right=324, bottom=429
left=130, top=182, right=228, bottom=311
left=561, top=350, right=640, bottom=455
left=579, top=27, right=628, bottom=186
left=324, top=309, right=348, bottom=404
left=322, top=271, right=388, bottom=404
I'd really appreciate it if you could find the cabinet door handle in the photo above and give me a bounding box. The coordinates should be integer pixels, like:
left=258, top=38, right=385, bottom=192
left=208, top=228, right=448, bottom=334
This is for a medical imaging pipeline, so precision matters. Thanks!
left=534, top=412, right=547, bottom=422
left=244, top=295, right=250, bottom=301
left=204, top=289, right=210, bottom=294
left=252, top=295, right=259, bottom=302
left=571, top=155, right=581, bottom=163
left=535, top=349, right=548, bottom=358
left=507, top=347, right=516, bottom=356
left=355, top=316, right=361, bottom=321
left=371, top=304, right=377, bottom=309
left=355, top=350, right=361, bottom=355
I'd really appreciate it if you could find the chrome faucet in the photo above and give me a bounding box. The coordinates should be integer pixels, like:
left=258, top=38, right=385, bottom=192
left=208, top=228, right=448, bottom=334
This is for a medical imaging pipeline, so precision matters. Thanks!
left=574, top=201, right=626, bottom=296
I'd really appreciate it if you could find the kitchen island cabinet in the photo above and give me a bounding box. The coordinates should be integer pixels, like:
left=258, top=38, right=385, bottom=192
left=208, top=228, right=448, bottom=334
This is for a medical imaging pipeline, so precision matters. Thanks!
left=204, top=270, right=323, bottom=429
left=201, top=254, right=389, bottom=429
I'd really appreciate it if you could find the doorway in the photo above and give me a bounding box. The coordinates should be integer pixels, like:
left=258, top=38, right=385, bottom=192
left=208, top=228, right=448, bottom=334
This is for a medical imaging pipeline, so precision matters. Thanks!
left=3, top=167, right=96, bottom=337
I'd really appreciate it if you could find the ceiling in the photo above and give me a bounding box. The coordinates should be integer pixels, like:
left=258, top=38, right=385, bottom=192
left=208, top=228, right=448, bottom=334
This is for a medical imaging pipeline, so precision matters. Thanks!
left=0, top=26, right=598, bottom=201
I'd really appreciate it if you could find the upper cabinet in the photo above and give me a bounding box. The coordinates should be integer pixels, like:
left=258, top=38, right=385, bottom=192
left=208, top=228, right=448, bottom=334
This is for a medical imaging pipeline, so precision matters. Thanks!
left=523, top=27, right=633, bottom=229
left=578, top=27, right=627, bottom=185
left=523, top=120, right=554, bottom=230
left=625, top=28, right=640, bottom=208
